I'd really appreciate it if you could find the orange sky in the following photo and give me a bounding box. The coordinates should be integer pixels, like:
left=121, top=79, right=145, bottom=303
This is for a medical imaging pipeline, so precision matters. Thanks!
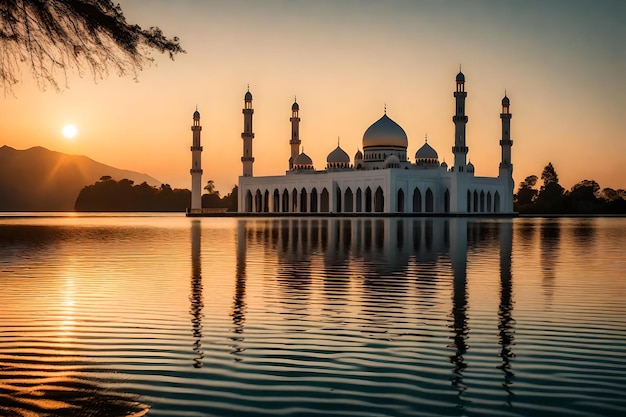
left=1, top=0, right=624, bottom=195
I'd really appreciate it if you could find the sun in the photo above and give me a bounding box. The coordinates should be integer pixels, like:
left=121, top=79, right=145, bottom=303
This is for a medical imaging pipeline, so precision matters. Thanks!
left=62, top=124, right=78, bottom=140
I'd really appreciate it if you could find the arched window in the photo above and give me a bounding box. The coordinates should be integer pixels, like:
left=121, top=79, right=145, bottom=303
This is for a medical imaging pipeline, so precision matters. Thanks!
left=320, top=188, right=330, bottom=212
left=310, top=188, right=318, bottom=213
left=467, top=190, right=471, bottom=212
left=245, top=190, right=253, bottom=212
left=273, top=189, right=280, bottom=213
left=365, top=187, right=372, bottom=213
left=494, top=191, right=501, bottom=213
left=473, top=190, right=478, bottom=212
left=345, top=187, right=354, bottom=212
left=356, top=188, right=362, bottom=212
left=425, top=188, right=434, bottom=212
left=292, top=188, right=298, bottom=212
left=413, top=188, right=422, bottom=213
left=397, top=189, right=405, bottom=213
left=264, top=190, right=270, bottom=212
left=255, top=189, right=263, bottom=213
left=480, top=190, right=485, bottom=213
left=487, top=191, right=492, bottom=212
left=336, top=186, right=342, bottom=212
left=374, top=186, right=384, bottom=212
left=300, top=188, right=308, bottom=213
left=444, top=189, right=450, bottom=213
left=282, top=189, right=289, bottom=212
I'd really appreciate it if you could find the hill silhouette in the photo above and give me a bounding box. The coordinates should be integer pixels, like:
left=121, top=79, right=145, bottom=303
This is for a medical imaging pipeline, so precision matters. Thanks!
left=0, top=145, right=160, bottom=211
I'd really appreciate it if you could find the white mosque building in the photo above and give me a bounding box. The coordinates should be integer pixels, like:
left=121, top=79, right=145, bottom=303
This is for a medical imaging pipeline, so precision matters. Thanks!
left=189, top=71, right=515, bottom=215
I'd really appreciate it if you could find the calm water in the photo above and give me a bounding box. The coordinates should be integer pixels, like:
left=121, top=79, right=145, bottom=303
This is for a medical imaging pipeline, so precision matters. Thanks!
left=0, top=214, right=625, bottom=417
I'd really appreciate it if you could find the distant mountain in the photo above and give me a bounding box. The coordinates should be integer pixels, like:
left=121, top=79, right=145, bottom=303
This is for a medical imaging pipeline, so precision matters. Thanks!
left=0, top=145, right=161, bottom=211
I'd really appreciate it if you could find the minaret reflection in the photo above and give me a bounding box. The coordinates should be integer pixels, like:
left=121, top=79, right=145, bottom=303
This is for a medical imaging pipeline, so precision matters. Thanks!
left=190, top=220, right=204, bottom=368
left=448, top=218, right=468, bottom=401
left=497, top=220, right=515, bottom=404
left=540, top=219, right=560, bottom=305
left=231, top=220, right=248, bottom=360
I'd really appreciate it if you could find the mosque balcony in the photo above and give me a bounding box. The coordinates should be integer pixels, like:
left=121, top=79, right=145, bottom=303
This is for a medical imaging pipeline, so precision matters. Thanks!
left=190, top=146, right=203, bottom=151
left=190, top=168, right=203, bottom=174
left=499, top=139, right=513, bottom=146
left=241, top=156, right=255, bottom=162
left=452, top=146, right=468, bottom=153
left=452, top=115, right=468, bottom=123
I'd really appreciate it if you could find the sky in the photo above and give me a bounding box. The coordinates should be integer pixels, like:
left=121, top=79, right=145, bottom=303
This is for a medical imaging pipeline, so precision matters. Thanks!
left=1, top=0, right=625, bottom=195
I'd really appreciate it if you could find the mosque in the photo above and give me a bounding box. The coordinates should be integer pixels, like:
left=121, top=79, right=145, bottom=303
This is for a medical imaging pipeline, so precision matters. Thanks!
left=188, top=71, right=515, bottom=215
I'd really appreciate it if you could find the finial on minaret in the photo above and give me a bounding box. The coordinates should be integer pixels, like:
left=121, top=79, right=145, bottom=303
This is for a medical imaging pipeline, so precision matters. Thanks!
left=294, top=95, right=297, bottom=103
left=384, top=103, right=387, bottom=114
left=337, top=136, right=340, bottom=146
left=247, top=84, right=250, bottom=92
left=425, top=133, right=428, bottom=143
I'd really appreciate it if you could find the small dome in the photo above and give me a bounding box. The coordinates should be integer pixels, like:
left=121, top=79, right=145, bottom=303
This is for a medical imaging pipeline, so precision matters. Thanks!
left=384, top=154, right=400, bottom=168
left=441, top=161, right=448, bottom=168
left=292, top=101, right=299, bottom=111
left=354, top=149, right=363, bottom=160
left=362, top=114, right=408, bottom=149
left=415, top=141, right=438, bottom=160
left=327, top=145, right=350, bottom=164
left=193, top=110, right=200, bottom=119
left=244, top=90, right=253, bottom=100
left=456, top=71, right=465, bottom=82
left=294, top=152, right=313, bottom=166
left=467, top=161, right=475, bottom=172
left=502, top=95, right=510, bottom=106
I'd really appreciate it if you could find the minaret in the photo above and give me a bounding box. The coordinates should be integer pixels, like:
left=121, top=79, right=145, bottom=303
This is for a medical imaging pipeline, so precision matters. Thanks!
left=452, top=70, right=469, bottom=172
left=289, top=98, right=301, bottom=170
left=190, top=108, right=203, bottom=211
left=241, top=88, right=255, bottom=177
left=499, top=94, right=513, bottom=169
left=499, top=93, right=514, bottom=212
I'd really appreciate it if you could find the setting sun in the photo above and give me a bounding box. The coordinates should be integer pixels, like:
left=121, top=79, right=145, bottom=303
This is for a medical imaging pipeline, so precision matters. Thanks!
left=62, top=124, right=78, bottom=140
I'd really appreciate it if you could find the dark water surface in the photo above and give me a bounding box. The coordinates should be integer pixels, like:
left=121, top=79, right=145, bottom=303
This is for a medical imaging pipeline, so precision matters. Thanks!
left=0, top=215, right=625, bottom=416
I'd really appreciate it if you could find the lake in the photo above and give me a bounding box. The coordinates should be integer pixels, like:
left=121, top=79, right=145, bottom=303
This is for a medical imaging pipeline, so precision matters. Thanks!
left=0, top=214, right=625, bottom=416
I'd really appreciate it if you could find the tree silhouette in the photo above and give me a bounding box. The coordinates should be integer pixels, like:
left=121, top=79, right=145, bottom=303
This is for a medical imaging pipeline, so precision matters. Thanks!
left=536, top=162, right=565, bottom=213
left=0, top=0, right=184, bottom=92
left=514, top=175, right=538, bottom=209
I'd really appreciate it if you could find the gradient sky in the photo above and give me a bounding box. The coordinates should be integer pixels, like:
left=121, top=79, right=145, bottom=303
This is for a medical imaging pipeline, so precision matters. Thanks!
left=1, top=0, right=624, bottom=195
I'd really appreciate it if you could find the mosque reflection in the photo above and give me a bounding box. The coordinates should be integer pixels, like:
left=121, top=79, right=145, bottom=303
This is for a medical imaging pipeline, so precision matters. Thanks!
left=189, top=217, right=516, bottom=399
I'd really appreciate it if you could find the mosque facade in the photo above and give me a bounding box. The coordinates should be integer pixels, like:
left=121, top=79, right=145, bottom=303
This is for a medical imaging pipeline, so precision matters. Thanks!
left=190, top=71, right=515, bottom=215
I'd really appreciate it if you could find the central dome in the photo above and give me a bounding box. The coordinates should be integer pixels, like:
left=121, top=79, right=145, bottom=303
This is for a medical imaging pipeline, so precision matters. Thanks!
left=362, top=114, right=408, bottom=149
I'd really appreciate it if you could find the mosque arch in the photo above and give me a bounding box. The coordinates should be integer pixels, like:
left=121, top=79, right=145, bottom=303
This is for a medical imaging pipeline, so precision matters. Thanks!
left=264, top=189, right=270, bottom=212
left=336, top=186, right=342, bottom=212
left=245, top=190, right=253, bottom=212
left=444, top=189, right=450, bottom=213
left=345, top=187, right=354, bottom=213
left=374, top=186, right=384, bottom=212
left=467, top=190, right=471, bottom=212
left=282, top=189, right=289, bottom=212
left=310, top=188, right=318, bottom=213
left=356, top=188, right=363, bottom=212
left=397, top=188, right=405, bottom=213
left=413, top=188, right=422, bottom=213
left=365, top=187, right=372, bottom=213
left=300, top=187, right=308, bottom=213
left=273, top=189, right=280, bottom=213
left=487, top=191, right=492, bottom=212
left=480, top=190, right=485, bottom=212
left=320, top=188, right=330, bottom=212
left=494, top=191, right=501, bottom=213
left=292, top=188, right=298, bottom=212
left=425, top=188, right=434, bottom=212
left=473, top=190, right=479, bottom=212
left=255, top=189, right=262, bottom=213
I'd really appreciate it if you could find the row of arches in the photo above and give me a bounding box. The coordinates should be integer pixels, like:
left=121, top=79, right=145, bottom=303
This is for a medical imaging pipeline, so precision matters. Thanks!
left=467, top=189, right=501, bottom=213
left=244, top=186, right=386, bottom=213
left=243, top=186, right=502, bottom=214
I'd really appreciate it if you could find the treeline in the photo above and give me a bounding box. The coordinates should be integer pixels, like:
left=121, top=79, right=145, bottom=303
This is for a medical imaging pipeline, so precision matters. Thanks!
left=74, top=177, right=238, bottom=212
left=514, top=163, right=626, bottom=214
